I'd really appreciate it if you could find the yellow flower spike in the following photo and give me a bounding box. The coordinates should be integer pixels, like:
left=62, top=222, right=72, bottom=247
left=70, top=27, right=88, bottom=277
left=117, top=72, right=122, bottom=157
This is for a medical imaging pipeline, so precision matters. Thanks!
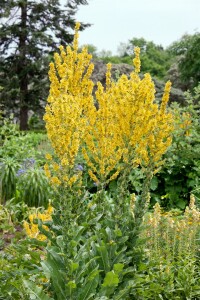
left=189, top=194, right=196, bottom=209
left=44, top=23, right=95, bottom=188
left=160, top=81, right=172, bottom=114
left=133, top=47, right=141, bottom=74
left=108, top=170, right=120, bottom=183
left=88, top=169, right=99, bottom=183
left=48, top=207, right=52, bottom=215
left=106, top=63, right=112, bottom=90
left=29, top=214, right=34, bottom=223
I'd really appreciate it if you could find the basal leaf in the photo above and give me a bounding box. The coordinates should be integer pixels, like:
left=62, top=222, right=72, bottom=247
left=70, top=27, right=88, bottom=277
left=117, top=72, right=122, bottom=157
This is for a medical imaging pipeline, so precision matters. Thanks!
left=102, top=271, right=119, bottom=287
left=23, top=280, right=53, bottom=300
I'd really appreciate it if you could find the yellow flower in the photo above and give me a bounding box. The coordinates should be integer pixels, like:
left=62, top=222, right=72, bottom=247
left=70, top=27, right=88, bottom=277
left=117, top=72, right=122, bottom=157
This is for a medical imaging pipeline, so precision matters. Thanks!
left=52, top=163, right=60, bottom=172
left=45, top=153, right=52, bottom=160
left=23, top=206, right=53, bottom=241
left=50, top=176, right=61, bottom=186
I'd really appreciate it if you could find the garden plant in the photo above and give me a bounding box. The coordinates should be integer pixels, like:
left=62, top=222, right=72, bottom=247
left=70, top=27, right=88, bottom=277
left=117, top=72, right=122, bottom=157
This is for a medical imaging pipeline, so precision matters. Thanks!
left=0, top=24, right=200, bottom=299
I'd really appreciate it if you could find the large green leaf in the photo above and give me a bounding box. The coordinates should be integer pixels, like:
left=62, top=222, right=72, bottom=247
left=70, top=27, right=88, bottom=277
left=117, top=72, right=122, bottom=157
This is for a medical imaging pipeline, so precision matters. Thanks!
left=23, top=280, right=53, bottom=300
left=150, top=176, right=158, bottom=191
left=102, top=271, right=119, bottom=287
left=76, top=256, right=99, bottom=282
left=96, top=242, right=110, bottom=273
left=113, top=285, right=131, bottom=300
left=44, top=247, right=66, bottom=300
left=113, top=263, right=124, bottom=275
left=77, top=270, right=99, bottom=300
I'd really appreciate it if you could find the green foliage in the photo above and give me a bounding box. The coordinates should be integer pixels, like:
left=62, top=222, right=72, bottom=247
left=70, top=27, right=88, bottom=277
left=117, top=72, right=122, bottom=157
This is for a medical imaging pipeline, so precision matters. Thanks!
left=100, top=55, right=133, bottom=65
left=153, top=86, right=200, bottom=210
left=102, top=38, right=173, bottom=80
left=129, top=38, right=173, bottom=79
left=28, top=114, right=45, bottom=131
left=1, top=198, right=37, bottom=225
left=0, top=237, right=47, bottom=300
left=168, top=32, right=200, bottom=90
left=0, top=113, right=19, bottom=146
left=24, top=206, right=135, bottom=299
left=0, top=115, right=53, bottom=206
left=0, top=132, right=47, bottom=162
left=131, top=256, right=200, bottom=299
left=1, top=141, right=199, bottom=299
left=21, top=186, right=200, bottom=299
left=130, top=203, right=200, bottom=299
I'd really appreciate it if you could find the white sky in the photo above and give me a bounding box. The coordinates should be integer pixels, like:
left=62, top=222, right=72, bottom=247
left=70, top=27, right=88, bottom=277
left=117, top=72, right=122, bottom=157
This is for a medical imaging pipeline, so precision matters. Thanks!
left=74, top=0, right=200, bottom=55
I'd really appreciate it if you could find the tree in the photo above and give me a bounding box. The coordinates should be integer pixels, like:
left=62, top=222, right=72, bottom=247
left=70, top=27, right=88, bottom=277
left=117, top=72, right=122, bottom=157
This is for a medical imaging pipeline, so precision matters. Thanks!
left=128, top=38, right=173, bottom=79
left=0, top=0, right=90, bottom=130
left=98, top=49, right=113, bottom=58
left=115, top=38, right=173, bottom=79
left=167, top=32, right=200, bottom=90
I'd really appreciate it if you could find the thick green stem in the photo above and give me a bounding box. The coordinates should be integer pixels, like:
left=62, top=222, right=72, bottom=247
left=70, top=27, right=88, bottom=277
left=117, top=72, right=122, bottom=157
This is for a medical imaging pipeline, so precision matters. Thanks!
left=132, top=167, right=153, bottom=245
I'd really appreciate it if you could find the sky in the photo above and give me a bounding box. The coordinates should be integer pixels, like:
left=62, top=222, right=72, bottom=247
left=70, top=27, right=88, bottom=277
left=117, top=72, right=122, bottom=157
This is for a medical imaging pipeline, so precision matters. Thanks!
left=74, top=0, right=200, bottom=55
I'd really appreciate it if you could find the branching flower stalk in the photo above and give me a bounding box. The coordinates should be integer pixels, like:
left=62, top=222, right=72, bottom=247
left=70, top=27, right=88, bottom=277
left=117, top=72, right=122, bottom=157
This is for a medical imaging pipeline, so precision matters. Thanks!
left=43, top=24, right=174, bottom=236
left=43, top=23, right=94, bottom=188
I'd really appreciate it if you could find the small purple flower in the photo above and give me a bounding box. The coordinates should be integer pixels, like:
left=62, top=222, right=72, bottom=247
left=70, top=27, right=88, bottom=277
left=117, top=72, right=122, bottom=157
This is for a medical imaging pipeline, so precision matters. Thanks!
left=16, top=168, right=26, bottom=177
left=25, top=158, right=35, bottom=166
left=22, top=157, right=36, bottom=169
left=27, top=158, right=35, bottom=165
left=75, top=164, right=84, bottom=172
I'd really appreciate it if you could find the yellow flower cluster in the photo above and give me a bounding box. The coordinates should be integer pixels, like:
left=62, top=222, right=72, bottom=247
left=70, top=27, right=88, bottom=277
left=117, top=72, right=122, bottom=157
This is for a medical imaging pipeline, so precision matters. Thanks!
left=43, top=23, right=174, bottom=187
left=43, top=22, right=95, bottom=187
left=179, top=112, right=192, bottom=136
left=23, top=206, right=53, bottom=241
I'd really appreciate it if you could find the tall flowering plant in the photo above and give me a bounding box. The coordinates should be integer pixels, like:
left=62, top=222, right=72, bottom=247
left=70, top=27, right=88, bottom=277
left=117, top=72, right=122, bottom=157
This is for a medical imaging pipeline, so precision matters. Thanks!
left=43, top=23, right=173, bottom=219
left=26, top=24, right=176, bottom=300
left=44, top=24, right=173, bottom=190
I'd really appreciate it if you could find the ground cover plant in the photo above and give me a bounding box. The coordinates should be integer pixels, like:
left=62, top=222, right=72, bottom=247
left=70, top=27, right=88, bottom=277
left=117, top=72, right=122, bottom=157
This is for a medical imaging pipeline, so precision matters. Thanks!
left=0, top=24, right=199, bottom=299
left=0, top=113, right=53, bottom=207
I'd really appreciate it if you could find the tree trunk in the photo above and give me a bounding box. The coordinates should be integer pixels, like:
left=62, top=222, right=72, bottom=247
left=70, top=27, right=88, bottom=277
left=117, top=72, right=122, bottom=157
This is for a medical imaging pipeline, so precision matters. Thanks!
left=19, top=0, right=29, bottom=130
left=20, top=106, right=29, bottom=131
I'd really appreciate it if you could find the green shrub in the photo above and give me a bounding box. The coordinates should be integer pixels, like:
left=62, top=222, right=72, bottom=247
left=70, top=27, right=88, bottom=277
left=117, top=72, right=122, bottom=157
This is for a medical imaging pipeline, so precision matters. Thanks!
left=0, top=113, right=19, bottom=147
left=153, top=85, right=200, bottom=210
